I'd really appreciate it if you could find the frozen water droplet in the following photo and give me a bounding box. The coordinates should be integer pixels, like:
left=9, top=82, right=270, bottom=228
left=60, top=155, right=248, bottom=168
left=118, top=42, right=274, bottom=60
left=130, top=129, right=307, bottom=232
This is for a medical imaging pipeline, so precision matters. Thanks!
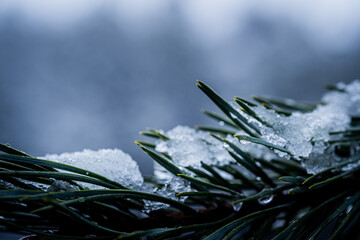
left=219, top=121, right=225, bottom=126
left=346, top=205, right=353, bottom=214
left=232, top=202, right=243, bottom=212
left=272, top=219, right=286, bottom=229
left=240, top=140, right=250, bottom=145
left=258, top=194, right=273, bottom=205
left=223, top=142, right=229, bottom=149
left=85, top=235, right=97, bottom=238
left=85, top=172, right=89, bottom=175
left=256, top=176, right=261, bottom=181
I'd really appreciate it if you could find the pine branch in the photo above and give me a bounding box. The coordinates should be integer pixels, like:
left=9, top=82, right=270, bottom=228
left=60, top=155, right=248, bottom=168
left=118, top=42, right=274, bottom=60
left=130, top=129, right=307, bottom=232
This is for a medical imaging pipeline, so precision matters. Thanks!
left=0, top=80, right=359, bottom=239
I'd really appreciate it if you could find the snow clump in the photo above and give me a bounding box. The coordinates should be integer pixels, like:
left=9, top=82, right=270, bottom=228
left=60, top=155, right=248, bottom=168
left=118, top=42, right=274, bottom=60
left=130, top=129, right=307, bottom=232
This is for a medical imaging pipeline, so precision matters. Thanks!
left=154, top=125, right=234, bottom=180
left=42, top=148, right=143, bottom=189
left=251, top=80, right=360, bottom=173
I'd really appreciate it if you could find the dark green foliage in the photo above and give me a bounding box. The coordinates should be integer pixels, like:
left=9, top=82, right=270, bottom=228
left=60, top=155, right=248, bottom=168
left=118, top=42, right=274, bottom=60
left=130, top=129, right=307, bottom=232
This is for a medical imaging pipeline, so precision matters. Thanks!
left=0, top=82, right=359, bottom=239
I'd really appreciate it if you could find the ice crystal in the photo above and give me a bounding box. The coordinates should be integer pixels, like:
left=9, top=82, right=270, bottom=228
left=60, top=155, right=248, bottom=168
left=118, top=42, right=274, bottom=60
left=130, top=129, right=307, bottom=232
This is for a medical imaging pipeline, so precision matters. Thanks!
left=232, top=202, right=243, bottom=212
left=258, top=194, right=274, bottom=205
left=142, top=176, right=191, bottom=212
left=47, top=180, right=80, bottom=192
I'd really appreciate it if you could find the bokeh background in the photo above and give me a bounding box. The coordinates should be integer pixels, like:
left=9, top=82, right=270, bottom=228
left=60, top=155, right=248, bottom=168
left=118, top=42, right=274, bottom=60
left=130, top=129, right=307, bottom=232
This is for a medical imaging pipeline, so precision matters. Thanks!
left=1, top=0, right=360, bottom=175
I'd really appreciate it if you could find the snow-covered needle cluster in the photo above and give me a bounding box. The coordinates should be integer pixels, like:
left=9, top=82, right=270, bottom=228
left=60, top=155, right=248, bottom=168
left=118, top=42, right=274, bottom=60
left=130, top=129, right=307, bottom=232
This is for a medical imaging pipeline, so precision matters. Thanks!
left=153, top=80, right=360, bottom=178
left=39, top=80, right=360, bottom=208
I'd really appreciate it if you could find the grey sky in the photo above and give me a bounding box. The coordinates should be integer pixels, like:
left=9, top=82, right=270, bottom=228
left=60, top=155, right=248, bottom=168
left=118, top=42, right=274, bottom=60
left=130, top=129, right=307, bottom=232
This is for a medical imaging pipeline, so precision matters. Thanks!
left=0, top=0, right=359, bottom=175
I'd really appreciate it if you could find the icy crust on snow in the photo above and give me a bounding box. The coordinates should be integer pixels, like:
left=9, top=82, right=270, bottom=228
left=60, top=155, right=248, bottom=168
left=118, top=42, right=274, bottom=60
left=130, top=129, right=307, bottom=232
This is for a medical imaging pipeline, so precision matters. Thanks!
left=42, top=149, right=143, bottom=189
left=250, top=80, right=360, bottom=173
left=154, top=125, right=234, bottom=180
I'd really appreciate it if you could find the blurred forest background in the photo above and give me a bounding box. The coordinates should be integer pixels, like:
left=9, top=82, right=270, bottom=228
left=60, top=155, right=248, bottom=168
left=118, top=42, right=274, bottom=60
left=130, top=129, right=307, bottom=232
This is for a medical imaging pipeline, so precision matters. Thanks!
left=1, top=0, right=360, bottom=175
